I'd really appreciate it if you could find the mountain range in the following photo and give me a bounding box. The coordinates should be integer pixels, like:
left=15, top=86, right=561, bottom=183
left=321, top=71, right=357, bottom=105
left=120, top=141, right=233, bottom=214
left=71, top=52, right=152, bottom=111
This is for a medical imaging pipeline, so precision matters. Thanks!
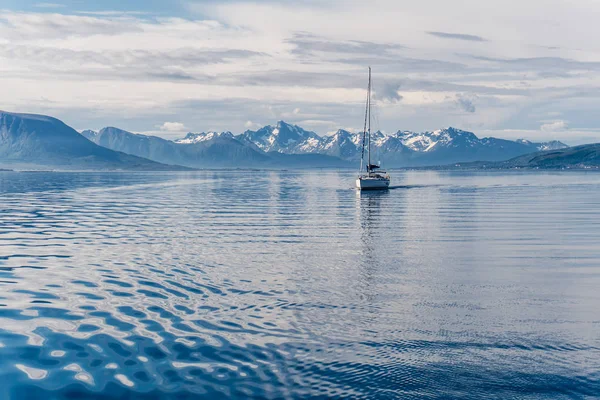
left=83, top=126, right=347, bottom=168
left=84, top=120, right=567, bottom=168
left=237, top=122, right=567, bottom=165
left=0, top=111, right=579, bottom=170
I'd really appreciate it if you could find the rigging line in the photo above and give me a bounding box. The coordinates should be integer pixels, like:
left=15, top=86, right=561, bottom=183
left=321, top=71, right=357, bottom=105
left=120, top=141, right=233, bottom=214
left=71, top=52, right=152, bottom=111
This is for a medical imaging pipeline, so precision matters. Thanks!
left=370, top=72, right=382, bottom=164
left=368, top=66, right=372, bottom=172
left=371, top=78, right=381, bottom=133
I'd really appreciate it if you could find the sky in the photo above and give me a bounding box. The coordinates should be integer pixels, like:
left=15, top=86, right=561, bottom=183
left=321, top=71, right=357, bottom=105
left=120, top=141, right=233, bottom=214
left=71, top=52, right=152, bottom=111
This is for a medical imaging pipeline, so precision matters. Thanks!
left=1, top=0, right=600, bottom=143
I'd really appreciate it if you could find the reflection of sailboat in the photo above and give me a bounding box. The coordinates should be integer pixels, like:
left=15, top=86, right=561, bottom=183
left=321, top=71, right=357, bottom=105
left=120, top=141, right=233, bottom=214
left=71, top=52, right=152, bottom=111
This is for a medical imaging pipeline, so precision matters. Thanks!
left=358, top=190, right=389, bottom=244
left=355, top=190, right=389, bottom=303
left=356, top=67, right=390, bottom=190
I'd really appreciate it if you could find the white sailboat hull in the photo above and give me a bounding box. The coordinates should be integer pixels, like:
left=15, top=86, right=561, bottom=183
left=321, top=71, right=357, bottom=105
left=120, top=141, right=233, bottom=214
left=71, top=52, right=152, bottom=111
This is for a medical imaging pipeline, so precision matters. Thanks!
left=356, top=176, right=390, bottom=190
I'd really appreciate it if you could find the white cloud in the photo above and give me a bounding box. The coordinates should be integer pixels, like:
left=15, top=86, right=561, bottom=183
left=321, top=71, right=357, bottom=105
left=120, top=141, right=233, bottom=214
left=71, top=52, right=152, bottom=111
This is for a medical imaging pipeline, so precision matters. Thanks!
left=244, top=120, right=262, bottom=130
left=299, top=119, right=336, bottom=126
left=33, top=3, right=65, bottom=8
left=541, top=120, right=568, bottom=132
left=74, top=11, right=150, bottom=16
left=158, top=122, right=188, bottom=132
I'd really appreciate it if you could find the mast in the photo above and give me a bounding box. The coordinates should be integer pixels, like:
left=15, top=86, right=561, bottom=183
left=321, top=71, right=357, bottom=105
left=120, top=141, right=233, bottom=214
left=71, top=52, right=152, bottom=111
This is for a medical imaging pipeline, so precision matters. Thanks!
left=367, top=66, right=371, bottom=174
left=360, top=67, right=370, bottom=173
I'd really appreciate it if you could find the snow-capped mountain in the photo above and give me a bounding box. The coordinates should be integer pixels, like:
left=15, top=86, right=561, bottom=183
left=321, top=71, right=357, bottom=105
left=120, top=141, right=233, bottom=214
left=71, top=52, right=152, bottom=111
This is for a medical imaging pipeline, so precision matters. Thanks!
left=237, top=124, right=570, bottom=166
left=236, top=121, right=321, bottom=153
left=318, top=129, right=362, bottom=159
left=175, top=131, right=234, bottom=144
left=396, top=128, right=480, bottom=152
left=390, top=128, right=569, bottom=165
left=82, top=124, right=346, bottom=168
left=316, top=129, right=412, bottom=161
left=79, top=119, right=570, bottom=168
left=375, top=134, right=413, bottom=162
left=394, top=130, right=568, bottom=154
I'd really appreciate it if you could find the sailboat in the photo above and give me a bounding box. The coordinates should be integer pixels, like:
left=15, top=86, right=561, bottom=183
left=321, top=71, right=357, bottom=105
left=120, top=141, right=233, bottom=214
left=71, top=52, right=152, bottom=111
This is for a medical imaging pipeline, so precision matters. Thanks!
left=356, top=67, right=391, bottom=190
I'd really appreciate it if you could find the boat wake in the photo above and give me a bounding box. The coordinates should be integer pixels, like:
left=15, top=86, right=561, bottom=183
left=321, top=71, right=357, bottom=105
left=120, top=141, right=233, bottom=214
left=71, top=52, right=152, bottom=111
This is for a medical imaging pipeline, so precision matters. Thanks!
left=350, top=184, right=443, bottom=191
left=388, top=184, right=442, bottom=190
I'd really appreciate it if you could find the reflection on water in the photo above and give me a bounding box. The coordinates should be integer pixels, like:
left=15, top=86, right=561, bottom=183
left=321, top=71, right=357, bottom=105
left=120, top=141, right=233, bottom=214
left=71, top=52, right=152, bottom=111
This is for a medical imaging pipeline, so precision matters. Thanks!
left=1, top=170, right=600, bottom=399
left=356, top=190, right=389, bottom=305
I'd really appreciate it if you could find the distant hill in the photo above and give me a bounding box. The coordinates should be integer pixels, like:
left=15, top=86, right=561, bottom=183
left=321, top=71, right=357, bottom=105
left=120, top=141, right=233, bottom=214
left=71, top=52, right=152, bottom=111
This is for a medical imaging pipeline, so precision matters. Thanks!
left=440, top=143, right=600, bottom=170
left=501, top=144, right=600, bottom=169
left=0, top=111, right=187, bottom=170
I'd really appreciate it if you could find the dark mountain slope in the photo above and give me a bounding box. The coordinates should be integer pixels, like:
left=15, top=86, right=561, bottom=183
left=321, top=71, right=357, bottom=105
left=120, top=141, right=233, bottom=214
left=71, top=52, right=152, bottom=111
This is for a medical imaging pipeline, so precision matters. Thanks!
left=0, top=111, right=185, bottom=170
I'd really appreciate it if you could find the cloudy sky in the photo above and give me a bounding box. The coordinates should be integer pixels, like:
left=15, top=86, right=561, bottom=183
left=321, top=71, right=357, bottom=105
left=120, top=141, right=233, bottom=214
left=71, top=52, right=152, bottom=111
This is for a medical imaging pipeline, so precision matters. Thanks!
left=1, top=0, right=600, bottom=143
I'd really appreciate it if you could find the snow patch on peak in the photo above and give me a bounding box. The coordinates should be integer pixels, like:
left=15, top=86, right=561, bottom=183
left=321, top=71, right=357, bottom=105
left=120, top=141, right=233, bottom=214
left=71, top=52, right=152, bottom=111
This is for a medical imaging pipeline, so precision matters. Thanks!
left=516, top=138, right=533, bottom=145
left=537, top=140, right=569, bottom=151
left=299, top=137, right=321, bottom=152
left=81, top=130, right=98, bottom=141
left=373, top=135, right=391, bottom=147
left=425, top=141, right=439, bottom=152
left=396, top=131, right=435, bottom=152
left=394, top=127, right=481, bottom=152
left=517, top=138, right=567, bottom=151
left=174, top=131, right=233, bottom=144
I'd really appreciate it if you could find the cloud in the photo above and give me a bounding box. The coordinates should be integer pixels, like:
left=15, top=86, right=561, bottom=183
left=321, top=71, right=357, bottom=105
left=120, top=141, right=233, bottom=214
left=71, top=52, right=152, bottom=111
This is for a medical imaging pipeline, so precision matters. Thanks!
left=298, top=119, right=337, bottom=130
left=456, top=94, right=477, bottom=113
left=541, top=120, right=568, bottom=132
left=34, top=3, right=65, bottom=8
left=158, top=122, right=188, bottom=132
left=427, top=31, right=487, bottom=42
left=0, top=12, right=144, bottom=39
left=287, top=33, right=404, bottom=57
left=244, top=120, right=261, bottom=130
left=73, top=11, right=151, bottom=16
left=0, top=43, right=264, bottom=83
left=167, top=98, right=357, bottom=134
left=3, top=2, right=600, bottom=144
left=223, top=70, right=360, bottom=89
left=375, top=83, right=403, bottom=103
left=467, top=55, right=600, bottom=72
left=284, top=33, right=469, bottom=73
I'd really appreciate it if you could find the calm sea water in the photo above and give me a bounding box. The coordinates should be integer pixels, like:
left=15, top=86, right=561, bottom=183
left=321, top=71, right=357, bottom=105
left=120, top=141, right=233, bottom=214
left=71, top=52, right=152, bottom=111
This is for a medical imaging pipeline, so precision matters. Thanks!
left=1, top=170, right=600, bottom=399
